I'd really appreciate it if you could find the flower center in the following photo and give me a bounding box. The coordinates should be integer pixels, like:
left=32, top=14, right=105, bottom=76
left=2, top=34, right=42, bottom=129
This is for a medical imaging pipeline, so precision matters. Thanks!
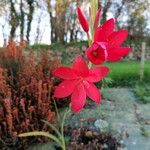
left=79, top=76, right=84, bottom=81
left=92, top=51, right=98, bottom=57
left=83, top=80, right=90, bottom=88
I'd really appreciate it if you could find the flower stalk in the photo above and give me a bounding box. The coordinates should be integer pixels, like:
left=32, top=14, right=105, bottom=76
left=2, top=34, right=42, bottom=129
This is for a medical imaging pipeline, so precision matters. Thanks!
left=87, top=32, right=92, bottom=47
left=90, top=0, right=98, bottom=41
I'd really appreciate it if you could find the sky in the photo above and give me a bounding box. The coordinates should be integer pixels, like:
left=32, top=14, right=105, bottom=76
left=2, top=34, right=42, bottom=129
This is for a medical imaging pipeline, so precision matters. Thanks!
left=0, top=6, right=51, bottom=46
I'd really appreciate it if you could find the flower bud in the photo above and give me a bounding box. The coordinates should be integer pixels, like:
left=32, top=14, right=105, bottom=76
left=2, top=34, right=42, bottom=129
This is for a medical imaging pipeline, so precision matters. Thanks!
left=94, top=9, right=101, bottom=31
left=77, top=7, right=89, bottom=33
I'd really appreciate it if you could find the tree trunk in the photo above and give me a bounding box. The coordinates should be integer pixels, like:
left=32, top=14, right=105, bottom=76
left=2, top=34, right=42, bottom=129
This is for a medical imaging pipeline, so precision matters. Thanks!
left=26, top=0, right=34, bottom=43
left=20, top=0, right=25, bottom=38
left=9, top=0, right=19, bottom=39
left=102, top=0, right=111, bottom=23
left=50, top=13, right=57, bottom=43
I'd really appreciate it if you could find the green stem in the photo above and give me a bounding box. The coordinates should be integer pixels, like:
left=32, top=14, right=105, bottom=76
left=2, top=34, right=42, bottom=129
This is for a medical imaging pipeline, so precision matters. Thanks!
left=41, top=120, right=62, bottom=138
left=87, top=32, right=93, bottom=68
left=53, top=99, right=60, bottom=122
left=61, top=108, right=71, bottom=150
left=88, top=62, right=92, bottom=68
left=87, top=32, right=92, bottom=47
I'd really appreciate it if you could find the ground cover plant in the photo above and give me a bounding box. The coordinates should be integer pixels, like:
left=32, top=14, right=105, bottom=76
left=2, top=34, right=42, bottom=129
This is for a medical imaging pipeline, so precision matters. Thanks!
left=0, top=40, right=60, bottom=149
left=134, top=83, right=150, bottom=103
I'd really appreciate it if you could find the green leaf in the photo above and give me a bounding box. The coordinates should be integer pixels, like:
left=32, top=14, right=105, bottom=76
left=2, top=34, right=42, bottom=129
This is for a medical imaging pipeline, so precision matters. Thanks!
left=18, top=131, right=62, bottom=147
left=41, top=120, right=62, bottom=138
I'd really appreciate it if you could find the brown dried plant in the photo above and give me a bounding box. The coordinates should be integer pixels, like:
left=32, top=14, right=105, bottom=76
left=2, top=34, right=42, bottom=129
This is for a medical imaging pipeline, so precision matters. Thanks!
left=0, top=40, right=61, bottom=150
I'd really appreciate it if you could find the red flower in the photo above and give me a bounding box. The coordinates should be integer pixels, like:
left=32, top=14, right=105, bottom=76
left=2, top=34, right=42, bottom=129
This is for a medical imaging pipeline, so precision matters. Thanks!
left=53, top=56, right=109, bottom=112
left=86, top=42, right=107, bottom=65
left=77, top=7, right=89, bottom=33
left=86, top=18, right=132, bottom=64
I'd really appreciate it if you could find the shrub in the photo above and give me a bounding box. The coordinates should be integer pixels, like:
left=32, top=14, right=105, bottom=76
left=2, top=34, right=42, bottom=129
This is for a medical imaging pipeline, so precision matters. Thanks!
left=0, top=41, right=61, bottom=149
left=134, top=83, right=150, bottom=103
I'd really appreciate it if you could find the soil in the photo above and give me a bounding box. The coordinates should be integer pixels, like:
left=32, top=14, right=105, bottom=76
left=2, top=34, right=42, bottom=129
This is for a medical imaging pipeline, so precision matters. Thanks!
left=64, top=127, right=123, bottom=150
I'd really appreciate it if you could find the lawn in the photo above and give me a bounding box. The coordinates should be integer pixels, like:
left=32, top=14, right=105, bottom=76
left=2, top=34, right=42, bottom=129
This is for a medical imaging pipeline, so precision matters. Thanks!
left=105, top=61, right=150, bottom=87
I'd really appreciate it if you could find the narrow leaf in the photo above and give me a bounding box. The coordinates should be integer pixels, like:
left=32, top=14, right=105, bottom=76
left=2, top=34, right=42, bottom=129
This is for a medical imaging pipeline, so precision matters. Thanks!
left=41, top=120, right=62, bottom=138
left=18, top=131, right=62, bottom=147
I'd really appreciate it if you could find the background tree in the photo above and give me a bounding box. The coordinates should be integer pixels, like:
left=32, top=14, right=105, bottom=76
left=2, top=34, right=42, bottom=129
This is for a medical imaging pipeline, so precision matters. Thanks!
left=0, top=0, right=150, bottom=45
left=9, top=0, right=19, bottom=39
left=126, top=0, right=149, bottom=39
left=0, top=0, right=7, bottom=14
left=26, top=0, right=35, bottom=43
left=20, top=0, right=25, bottom=38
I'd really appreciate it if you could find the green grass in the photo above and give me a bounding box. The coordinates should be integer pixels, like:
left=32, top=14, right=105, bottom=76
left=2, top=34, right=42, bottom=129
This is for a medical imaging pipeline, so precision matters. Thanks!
left=105, top=61, right=150, bottom=87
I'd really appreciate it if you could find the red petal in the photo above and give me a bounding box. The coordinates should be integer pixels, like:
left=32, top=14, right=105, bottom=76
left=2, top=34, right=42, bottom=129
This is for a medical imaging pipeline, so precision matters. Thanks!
left=108, top=30, right=128, bottom=47
left=86, top=47, right=105, bottom=65
left=53, top=67, right=78, bottom=79
left=83, top=82, right=101, bottom=104
left=54, top=80, right=78, bottom=98
left=102, top=18, right=114, bottom=34
left=107, top=47, right=132, bottom=62
left=94, top=18, right=114, bottom=41
left=72, top=55, right=89, bottom=77
left=86, top=67, right=109, bottom=82
left=71, top=83, right=86, bottom=112
left=86, top=42, right=107, bottom=65
left=77, top=7, right=89, bottom=32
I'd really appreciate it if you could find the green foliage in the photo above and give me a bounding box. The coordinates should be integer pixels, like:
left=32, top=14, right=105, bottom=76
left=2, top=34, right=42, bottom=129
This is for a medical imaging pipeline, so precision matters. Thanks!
left=102, top=77, right=113, bottom=88
left=140, top=127, right=149, bottom=137
left=134, top=83, right=150, bottom=103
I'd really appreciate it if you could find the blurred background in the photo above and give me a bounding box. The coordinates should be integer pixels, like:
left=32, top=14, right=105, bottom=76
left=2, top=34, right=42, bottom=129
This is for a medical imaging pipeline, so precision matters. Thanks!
left=0, top=0, right=150, bottom=88
left=0, top=0, right=150, bottom=45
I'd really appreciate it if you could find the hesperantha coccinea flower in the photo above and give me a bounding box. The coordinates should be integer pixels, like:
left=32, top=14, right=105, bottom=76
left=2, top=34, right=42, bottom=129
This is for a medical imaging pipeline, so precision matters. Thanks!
left=86, top=18, right=132, bottom=64
left=53, top=56, right=109, bottom=112
left=86, top=42, right=108, bottom=65
left=77, top=8, right=132, bottom=65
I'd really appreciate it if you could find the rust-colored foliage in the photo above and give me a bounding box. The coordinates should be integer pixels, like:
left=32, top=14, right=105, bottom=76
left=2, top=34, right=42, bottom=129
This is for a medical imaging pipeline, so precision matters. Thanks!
left=0, top=40, right=61, bottom=149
